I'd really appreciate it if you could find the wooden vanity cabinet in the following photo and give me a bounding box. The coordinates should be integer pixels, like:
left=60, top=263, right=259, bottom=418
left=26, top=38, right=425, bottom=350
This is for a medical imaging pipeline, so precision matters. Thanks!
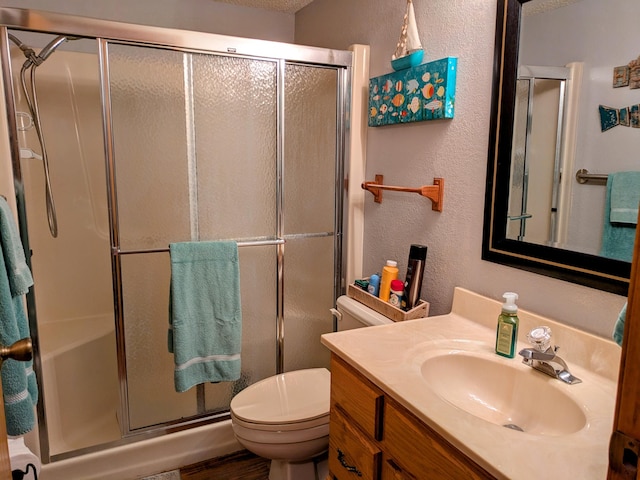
left=329, top=354, right=494, bottom=480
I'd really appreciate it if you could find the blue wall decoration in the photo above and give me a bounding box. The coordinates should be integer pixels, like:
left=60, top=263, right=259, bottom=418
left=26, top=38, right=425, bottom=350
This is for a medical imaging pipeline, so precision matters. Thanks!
left=599, top=104, right=640, bottom=131
left=368, top=57, right=457, bottom=127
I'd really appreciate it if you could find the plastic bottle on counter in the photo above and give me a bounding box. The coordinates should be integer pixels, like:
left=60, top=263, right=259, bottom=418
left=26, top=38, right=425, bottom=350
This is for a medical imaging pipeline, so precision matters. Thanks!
left=389, top=279, right=404, bottom=307
left=401, top=244, right=427, bottom=311
left=379, top=260, right=398, bottom=302
left=367, top=273, right=381, bottom=297
left=495, top=292, right=519, bottom=358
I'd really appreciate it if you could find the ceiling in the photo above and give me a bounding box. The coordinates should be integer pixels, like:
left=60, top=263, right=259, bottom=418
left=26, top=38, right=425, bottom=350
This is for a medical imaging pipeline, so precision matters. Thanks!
left=219, top=0, right=581, bottom=17
left=214, top=0, right=315, bottom=13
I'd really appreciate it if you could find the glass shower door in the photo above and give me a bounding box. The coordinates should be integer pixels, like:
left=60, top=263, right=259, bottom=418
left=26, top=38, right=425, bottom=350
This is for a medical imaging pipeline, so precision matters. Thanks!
left=282, top=64, right=339, bottom=372
left=107, top=43, right=278, bottom=431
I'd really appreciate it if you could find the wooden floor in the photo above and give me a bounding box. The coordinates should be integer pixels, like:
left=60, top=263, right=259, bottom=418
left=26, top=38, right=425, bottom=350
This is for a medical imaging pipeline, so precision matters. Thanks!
left=179, top=450, right=270, bottom=480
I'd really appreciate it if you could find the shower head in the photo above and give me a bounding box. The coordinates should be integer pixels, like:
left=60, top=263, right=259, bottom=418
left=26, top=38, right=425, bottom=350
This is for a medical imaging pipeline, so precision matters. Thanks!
left=9, top=34, right=81, bottom=68
left=37, top=35, right=69, bottom=62
left=19, top=35, right=80, bottom=68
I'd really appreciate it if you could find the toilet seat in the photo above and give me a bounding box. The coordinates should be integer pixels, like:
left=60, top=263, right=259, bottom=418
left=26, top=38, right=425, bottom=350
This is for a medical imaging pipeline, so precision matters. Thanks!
left=231, top=417, right=329, bottom=444
left=231, top=411, right=329, bottom=431
left=230, top=368, right=330, bottom=431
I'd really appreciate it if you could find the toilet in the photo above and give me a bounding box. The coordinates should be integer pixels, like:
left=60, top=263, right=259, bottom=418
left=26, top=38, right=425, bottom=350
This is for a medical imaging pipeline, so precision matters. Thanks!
left=229, top=295, right=392, bottom=480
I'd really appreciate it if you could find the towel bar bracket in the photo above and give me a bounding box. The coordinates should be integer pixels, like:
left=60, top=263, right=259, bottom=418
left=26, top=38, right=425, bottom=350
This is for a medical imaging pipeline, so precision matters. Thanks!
left=361, top=174, right=444, bottom=212
left=576, top=168, right=608, bottom=185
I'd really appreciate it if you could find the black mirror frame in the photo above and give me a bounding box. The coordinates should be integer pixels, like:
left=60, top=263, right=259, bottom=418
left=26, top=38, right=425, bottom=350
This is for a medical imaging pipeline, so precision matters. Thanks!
left=482, top=0, right=631, bottom=296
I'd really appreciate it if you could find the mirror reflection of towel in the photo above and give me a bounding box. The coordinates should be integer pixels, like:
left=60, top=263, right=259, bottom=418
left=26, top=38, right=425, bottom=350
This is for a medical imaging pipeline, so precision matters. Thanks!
left=613, top=302, right=627, bottom=346
left=600, top=172, right=640, bottom=262
left=609, top=172, right=640, bottom=225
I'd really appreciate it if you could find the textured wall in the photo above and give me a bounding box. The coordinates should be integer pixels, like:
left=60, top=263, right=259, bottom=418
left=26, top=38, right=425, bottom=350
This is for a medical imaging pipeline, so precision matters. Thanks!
left=0, top=0, right=626, bottom=337
left=295, top=0, right=626, bottom=338
left=0, top=0, right=295, bottom=43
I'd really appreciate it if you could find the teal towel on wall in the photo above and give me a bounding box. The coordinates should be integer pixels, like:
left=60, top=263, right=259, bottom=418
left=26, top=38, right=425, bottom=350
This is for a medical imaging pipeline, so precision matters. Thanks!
left=613, top=302, right=627, bottom=347
left=0, top=197, right=37, bottom=436
left=168, top=241, right=241, bottom=393
left=600, top=172, right=640, bottom=262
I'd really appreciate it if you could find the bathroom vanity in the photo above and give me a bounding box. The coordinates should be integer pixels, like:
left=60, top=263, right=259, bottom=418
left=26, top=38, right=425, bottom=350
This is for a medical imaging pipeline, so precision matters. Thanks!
left=322, top=288, right=621, bottom=479
left=329, top=354, right=492, bottom=479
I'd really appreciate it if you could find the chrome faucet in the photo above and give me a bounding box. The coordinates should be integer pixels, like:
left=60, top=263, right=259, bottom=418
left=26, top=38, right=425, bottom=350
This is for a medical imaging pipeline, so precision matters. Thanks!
left=518, top=327, right=582, bottom=385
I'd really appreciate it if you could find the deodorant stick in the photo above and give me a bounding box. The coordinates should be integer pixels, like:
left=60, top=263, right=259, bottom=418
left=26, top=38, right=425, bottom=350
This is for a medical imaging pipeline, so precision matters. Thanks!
left=402, top=245, right=427, bottom=310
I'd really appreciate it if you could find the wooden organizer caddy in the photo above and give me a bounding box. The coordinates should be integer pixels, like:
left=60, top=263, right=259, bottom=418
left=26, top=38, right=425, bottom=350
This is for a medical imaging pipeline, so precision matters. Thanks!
left=347, top=283, right=429, bottom=322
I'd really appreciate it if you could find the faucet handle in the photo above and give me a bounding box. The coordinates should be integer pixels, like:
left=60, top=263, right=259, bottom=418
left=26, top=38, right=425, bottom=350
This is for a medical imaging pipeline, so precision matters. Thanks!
left=527, top=326, right=552, bottom=352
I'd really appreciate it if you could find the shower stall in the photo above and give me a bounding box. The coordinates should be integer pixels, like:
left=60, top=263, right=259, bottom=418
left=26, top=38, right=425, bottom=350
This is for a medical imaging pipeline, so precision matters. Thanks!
left=507, top=63, right=581, bottom=248
left=0, top=8, right=360, bottom=472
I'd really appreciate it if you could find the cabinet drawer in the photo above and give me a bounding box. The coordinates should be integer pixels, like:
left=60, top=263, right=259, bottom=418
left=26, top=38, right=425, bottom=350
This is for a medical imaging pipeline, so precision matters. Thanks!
left=329, top=406, right=381, bottom=480
left=381, top=457, right=417, bottom=480
left=331, top=355, right=384, bottom=439
left=384, top=400, right=494, bottom=479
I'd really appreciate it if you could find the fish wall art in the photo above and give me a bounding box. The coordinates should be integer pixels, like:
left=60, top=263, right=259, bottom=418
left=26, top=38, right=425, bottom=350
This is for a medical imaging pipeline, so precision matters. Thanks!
left=368, top=57, right=457, bottom=127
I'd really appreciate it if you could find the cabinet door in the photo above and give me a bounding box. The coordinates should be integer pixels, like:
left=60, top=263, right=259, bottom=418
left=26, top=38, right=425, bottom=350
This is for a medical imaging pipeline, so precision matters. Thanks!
left=384, top=400, right=493, bottom=479
left=331, top=355, right=384, bottom=440
left=329, top=406, right=381, bottom=480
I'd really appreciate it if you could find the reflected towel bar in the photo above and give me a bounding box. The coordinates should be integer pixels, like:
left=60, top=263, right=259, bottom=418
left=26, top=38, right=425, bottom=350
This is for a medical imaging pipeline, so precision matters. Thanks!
left=576, top=169, right=608, bottom=185
left=362, top=174, right=444, bottom=212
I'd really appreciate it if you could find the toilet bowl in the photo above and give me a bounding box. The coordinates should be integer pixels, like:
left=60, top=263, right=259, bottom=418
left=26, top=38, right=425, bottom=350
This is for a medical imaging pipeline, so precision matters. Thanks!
left=230, top=368, right=330, bottom=480
left=229, top=295, right=392, bottom=480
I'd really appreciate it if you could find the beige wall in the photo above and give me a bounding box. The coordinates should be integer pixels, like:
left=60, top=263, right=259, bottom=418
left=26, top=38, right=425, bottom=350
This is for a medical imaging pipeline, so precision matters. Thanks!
left=295, top=0, right=625, bottom=338
left=0, top=0, right=295, bottom=43
left=0, top=0, right=625, bottom=338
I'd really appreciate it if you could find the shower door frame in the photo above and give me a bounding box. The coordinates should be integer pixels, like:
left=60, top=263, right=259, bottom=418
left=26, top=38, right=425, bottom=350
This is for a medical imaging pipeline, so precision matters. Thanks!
left=0, top=7, right=352, bottom=463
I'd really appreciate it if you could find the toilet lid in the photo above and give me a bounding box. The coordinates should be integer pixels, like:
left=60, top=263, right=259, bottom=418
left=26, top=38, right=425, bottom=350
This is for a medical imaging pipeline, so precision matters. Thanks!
left=230, top=368, right=330, bottom=425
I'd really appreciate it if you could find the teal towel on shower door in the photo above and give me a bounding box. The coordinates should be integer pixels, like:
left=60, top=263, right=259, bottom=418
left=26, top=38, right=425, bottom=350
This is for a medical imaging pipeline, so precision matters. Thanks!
left=0, top=197, right=37, bottom=436
left=168, top=241, right=242, bottom=393
left=600, top=172, right=640, bottom=262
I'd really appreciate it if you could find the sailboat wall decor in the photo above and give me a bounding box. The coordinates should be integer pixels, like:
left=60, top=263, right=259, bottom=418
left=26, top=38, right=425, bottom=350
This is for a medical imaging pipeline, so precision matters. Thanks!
left=391, top=0, right=424, bottom=71
left=368, top=0, right=457, bottom=127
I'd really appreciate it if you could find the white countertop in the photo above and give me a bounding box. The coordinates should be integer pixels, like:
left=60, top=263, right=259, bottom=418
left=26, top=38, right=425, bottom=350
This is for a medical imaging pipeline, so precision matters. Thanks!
left=321, top=287, right=621, bottom=480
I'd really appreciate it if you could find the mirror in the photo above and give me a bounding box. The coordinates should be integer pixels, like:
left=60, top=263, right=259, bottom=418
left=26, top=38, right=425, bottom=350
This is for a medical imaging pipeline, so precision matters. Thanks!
left=483, top=0, right=634, bottom=295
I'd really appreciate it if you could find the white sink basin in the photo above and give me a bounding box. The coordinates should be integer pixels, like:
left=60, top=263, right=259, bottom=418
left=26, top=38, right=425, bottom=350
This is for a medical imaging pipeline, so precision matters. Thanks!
left=420, top=351, right=587, bottom=436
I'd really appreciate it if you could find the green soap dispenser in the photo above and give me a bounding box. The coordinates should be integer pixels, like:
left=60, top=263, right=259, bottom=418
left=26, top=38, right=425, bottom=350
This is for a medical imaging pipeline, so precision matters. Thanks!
left=495, top=292, right=519, bottom=358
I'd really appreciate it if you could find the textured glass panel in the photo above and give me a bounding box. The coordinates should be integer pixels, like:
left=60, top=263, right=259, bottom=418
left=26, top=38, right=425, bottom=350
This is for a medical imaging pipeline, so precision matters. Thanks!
left=284, top=65, right=338, bottom=235
left=14, top=47, right=113, bottom=322
left=193, top=55, right=277, bottom=240
left=109, top=44, right=191, bottom=250
left=507, top=79, right=530, bottom=240
left=11, top=42, right=121, bottom=456
left=204, top=245, right=277, bottom=409
left=283, top=236, right=334, bottom=372
left=121, top=254, right=197, bottom=429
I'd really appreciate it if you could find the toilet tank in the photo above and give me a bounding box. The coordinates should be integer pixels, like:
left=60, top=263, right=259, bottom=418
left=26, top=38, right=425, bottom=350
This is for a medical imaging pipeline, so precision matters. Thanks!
left=334, top=295, right=393, bottom=331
